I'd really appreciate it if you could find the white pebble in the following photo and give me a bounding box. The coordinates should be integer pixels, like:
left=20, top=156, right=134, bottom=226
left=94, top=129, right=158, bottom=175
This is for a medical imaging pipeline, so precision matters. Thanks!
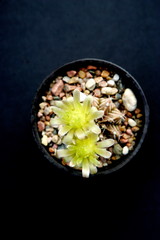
left=128, top=118, right=137, bottom=127
left=52, top=135, right=59, bottom=143
left=122, top=88, right=137, bottom=111
left=86, top=78, right=96, bottom=90
left=41, top=135, right=48, bottom=146
left=101, top=87, right=118, bottom=95
left=113, top=74, right=119, bottom=81
left=63, top=76, right=70, bottom=83
left=107, top=79, right=115, bottom=87
left=122, top=146, right=129, bottom=155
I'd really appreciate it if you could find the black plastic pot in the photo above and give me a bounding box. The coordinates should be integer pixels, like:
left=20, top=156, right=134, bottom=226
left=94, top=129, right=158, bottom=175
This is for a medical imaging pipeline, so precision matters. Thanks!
left=31, top=58, right=149, bottom=177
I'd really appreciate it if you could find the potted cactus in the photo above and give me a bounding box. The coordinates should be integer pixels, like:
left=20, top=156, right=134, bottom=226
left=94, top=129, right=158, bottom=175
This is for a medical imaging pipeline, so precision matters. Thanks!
left=31, top=59, right=149, bottom=178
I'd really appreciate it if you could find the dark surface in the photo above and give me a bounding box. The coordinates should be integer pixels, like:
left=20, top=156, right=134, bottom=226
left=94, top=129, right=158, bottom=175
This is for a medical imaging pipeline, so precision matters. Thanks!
left=0, top=0, right=160, bottom=238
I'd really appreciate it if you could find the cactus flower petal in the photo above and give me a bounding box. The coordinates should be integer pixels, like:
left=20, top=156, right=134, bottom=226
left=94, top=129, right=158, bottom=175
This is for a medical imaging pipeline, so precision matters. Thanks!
left=96, top=139, right=115, bottom=148
left=95, top=148, right=112, bottom=158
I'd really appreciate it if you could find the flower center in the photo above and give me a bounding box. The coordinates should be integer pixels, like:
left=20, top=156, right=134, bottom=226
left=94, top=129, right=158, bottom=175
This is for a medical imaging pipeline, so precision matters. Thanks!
left=63, top=106, right=89, bottom=129
left=73, top=138, right=96, bottom=158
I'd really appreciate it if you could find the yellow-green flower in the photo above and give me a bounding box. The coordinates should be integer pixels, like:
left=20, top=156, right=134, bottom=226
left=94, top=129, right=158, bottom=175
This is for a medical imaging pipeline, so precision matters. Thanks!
left=50, top=89, right=104, bottom=140
left=56, top=132, right=115, bottom=178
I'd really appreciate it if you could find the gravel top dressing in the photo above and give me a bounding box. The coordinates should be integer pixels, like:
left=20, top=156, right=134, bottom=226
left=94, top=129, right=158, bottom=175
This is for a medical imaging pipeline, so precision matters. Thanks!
left=34, top=61, right=145, bottom=178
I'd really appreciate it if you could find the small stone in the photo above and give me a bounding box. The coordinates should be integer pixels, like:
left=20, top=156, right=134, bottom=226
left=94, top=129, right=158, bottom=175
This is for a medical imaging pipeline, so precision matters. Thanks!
left=39, top=102, right=48, bottom=109
left=37, top=121, right=45, bottom=132
left=41, top=135, right=48, bottom=146
left=86, top=72, right=93, bottom=78
left=46, top=95, right=53, bottom=101
left=67, top=70, right=77, bottom=77
left=87, top=65, right=97, bottom=70
left=101, top=87, right=118, bottom=95
left=86, top=78, right=96, bottom=90
left=84, top=90, right=90, bottom=95
left=59, top=92, right=65, bottom=98
left=128, top=118, right=137, bottom=127
left=81, top=82, right=86, bottom=91
left=93, top=88, right=101, bottom=97
left=135, top=108, right=141, bottom=114
left=45, top=121, right=50, bottom=126
left=126, top=128, right=133, bottom=135
left=95, top=70, right=101, bottom=76
left=68, top=76, right=79, bottom=84
left=63, top=76, right=70, bottom=83
left=137, top=113, right=143, bottom=118
left=51, top=80, right=64, bottom=96
left=120, top=138, right=128, bottom=144
left=122, top=146, right=129, bottom=155
left=113, top=144, right=123, bottom=155
left=122, top=88, right=137, bottom=111
left=49, top=147, right=55, bottom=153
left=107, top=79, right=115, bottom=87
left=94, top=77, right=103, bottom=83
left=122, top=133, right=130, bottom=139
left=78, top=70, right=86, bottom=79
left=43, top=107, right=51, bottom=116
left=52, top=135, right=59, bottom=143
left=42, top=96, right=47, bottom=101
left=126, top=111, right=132, bottom=118
left=37, top=111, right=43, bottom=118
left=98, top=80, right=108, bottom=87
left=101, top=70, right=110, bottom=78
left=115, top=93, right=121, bottom=100
left=113, top=74, right=119, bottom=81
left=131, top=126, right=140, bottom=132
left=64, top=84, right=76, bottom=92
left=45, top=116, right=50, bottom=121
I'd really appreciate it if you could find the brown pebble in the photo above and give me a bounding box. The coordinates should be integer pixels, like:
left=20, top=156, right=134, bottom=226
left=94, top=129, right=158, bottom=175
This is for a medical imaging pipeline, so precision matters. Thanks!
left=95, top=70, right=101, bottom=76
left=135, top=108, right=141, bottom=114
left=59, top=92, right=65, bottom=98
left=118, top=99, right=123, bottom=104
left=132, top=126, right=140, bottom=132
left=40, top=116, right=45, bottom=122
left=124, top=120, right=128, bottom=126
left=137, top=114, right=143, bottom=118
left=107, top=160, right=112, bottom=164
left=101, top=70, right=110, bottom=78
left=126, top=112, right=132, bottom=118
left=51, top=80, right=64, bottom=96
left=98, top=80, right=108, bottom=87
left=46, top=95, right=53, bottom=101
left=93, top=88, right=101, bottom=97
left=49, top=147, right=55, bottom=153
left=78, top=70, right=86, bottom=79
left=87, top=65, right=97, bottom=70
left=86, top=72, right=93, bottom=78
left=45, top=121, right=50, bottom=126
left=119, top=126, right=126, bottom=132
left=122, top=133, right=130, bottom=139
left=67, top=70, right=77, bottom=77
left=45, top=115, right=50, bottom=121
left=64, top=84, right=76, bottom=92
left=37, top=121, right=45, bottom=132
left=126, top=143, right=132, bottom=147
left=120, top=138, right=128, bottom=143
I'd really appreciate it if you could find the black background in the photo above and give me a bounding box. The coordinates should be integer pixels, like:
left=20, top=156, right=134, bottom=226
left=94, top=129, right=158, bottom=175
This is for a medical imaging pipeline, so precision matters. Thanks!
left=0, top=0, right=160, bottom=238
